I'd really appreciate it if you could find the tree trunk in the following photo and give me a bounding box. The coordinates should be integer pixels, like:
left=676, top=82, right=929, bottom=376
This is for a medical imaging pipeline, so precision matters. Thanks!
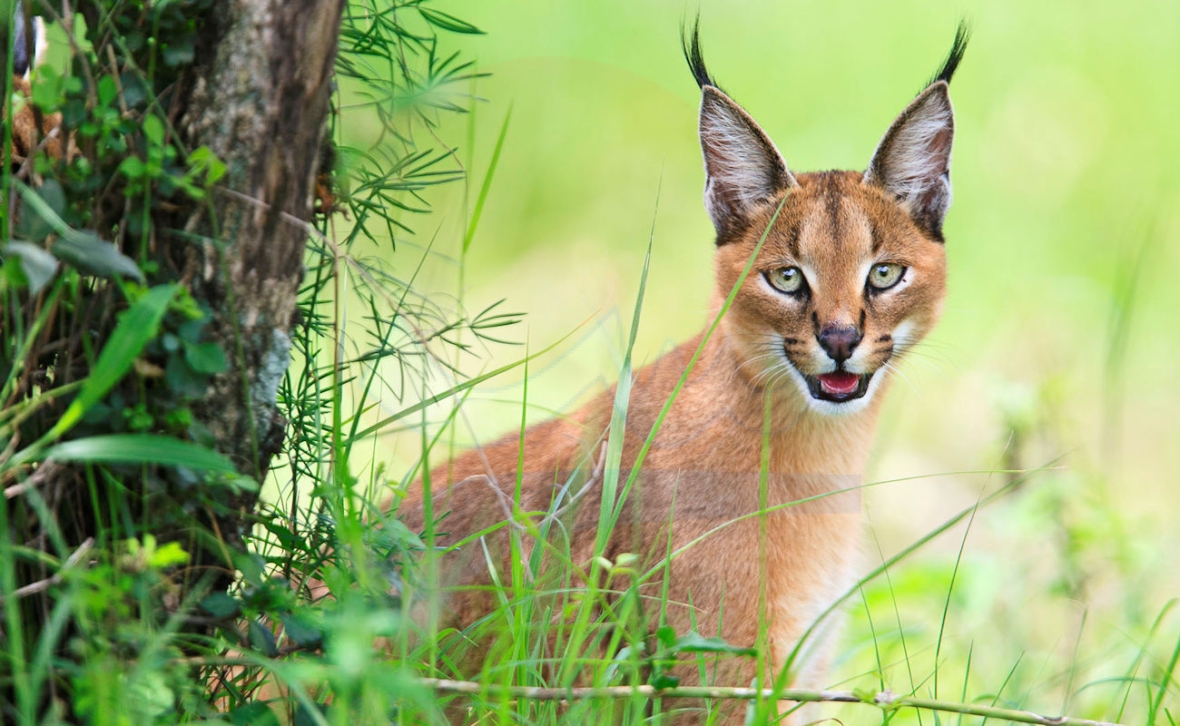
left=180, top=0, right=345, bottom=533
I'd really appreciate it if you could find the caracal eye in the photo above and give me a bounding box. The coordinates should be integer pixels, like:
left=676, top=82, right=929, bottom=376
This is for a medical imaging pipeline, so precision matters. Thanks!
left=766, top=266, right=805, bottom=294
left=868, top=263, right=906, bottom=291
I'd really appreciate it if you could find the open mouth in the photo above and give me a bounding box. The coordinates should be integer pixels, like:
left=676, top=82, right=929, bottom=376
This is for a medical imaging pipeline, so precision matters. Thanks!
left=802, top=370, right=873, bottom=403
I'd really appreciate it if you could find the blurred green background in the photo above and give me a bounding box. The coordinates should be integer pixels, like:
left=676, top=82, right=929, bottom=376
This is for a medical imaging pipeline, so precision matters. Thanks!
left=339, top=0, right=1180, bottom=713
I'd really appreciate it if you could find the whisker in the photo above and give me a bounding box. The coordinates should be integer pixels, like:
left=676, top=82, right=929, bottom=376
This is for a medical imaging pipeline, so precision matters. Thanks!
left=735, top=351, right=788, bottom=377
left=751, top=360, right=790, bottom=389
left=881, top=360, right=918, bottom=394
left=891, top=343, right=956, bottom=375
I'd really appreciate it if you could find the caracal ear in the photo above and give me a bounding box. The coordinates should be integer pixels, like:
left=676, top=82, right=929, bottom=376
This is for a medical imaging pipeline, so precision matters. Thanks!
left=683, top=20, right=796, bottom=237
left=698, top=87, right=797, bottom=236
left=864, top=82, right=955, bottom=236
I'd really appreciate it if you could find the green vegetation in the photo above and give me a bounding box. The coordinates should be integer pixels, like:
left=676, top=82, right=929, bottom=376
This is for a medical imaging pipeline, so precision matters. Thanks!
left=2, top=0, right=1177, bottom=724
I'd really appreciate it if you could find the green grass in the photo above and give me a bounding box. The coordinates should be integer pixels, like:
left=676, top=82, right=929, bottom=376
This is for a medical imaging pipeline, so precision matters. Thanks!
left=347, top=4, right=1179, bottom=722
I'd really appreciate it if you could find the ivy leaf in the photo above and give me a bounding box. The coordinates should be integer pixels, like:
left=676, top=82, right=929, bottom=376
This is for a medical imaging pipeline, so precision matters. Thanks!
left=97, top=75, right=118, bottom=107
left=118, top=156, right=146, bottom=180
left=1, top=241, right=58, bottom=294
left=143, top=115, right=165, bottom=148
left=188, top=146, right=227, bottom=186
left=183, top=340, right=227, bottom=374
left=119, top=72, right=148, bottom=107
left=165, top=354, right=210, bottom=397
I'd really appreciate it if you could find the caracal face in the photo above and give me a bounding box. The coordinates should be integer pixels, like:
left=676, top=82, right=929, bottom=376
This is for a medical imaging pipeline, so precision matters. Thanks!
left=686, top=27, right=964, bottom=416
left=719, top=170, right=948, bottom=416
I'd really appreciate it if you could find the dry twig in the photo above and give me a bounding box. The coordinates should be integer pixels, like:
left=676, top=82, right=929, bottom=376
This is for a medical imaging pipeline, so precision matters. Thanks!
left=420, top=678, right=1123, bottom=726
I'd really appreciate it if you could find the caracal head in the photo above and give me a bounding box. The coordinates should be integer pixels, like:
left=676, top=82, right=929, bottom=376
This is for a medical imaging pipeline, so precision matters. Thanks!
left=685, top=22, right=968, bottom=416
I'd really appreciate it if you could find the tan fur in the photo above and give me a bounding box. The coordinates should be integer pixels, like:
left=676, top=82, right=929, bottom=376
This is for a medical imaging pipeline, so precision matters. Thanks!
left=7, top=76, right=68, bottom=165
left=382, top=34, right=961, bottom=723
left=389, top=165, right=948, bottom=720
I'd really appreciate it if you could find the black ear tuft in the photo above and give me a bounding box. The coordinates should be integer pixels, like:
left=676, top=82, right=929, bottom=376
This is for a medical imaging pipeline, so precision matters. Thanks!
left=681, top=15, right=719, bottom=90
left=13, top=1, right=31, bottom=76
left=928, top=20, right=971, bottom=86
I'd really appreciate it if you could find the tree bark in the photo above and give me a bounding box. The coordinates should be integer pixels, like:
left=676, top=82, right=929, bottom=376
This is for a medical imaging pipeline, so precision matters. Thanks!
left=180, top=0, right=345, bottom=536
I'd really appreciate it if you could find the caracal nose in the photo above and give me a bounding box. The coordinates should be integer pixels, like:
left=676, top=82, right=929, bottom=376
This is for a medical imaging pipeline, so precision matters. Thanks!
left=817, top=324, right=862, bottom=364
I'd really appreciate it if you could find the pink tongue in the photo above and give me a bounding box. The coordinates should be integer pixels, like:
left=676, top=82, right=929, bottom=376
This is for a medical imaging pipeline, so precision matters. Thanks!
left=818, top=371, right=860, bottom=395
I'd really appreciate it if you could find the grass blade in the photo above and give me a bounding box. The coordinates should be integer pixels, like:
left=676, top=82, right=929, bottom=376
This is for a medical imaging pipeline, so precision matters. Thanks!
left=346, top=320, right=582, bottom=444
left=462, top=105, right=512, bottom=255
left=42, top=434, right=237, bottom=472
left=45, top=284, right=178, bottom=441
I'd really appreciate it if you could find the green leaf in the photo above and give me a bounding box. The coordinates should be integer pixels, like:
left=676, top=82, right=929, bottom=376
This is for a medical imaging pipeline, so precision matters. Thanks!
left=380, top=517, right=425, bottom=551
left=16, top=180, right=65, bottom=243
left=655, top=625, right=677, bottom=650
left=418, top=7, right=484, bottom=34
left=188, top=146, right=227, bottom=186
left=50, top=231, right=142, bottom=280
left=279, top=612, right=322, bottom=648
left=162, top=37, right=195, bottom=67
left=165, top=354, right=210, bottom=397
left=148, top=541, right=191, bottom=569
left=97, top=75, right=118, bottom=107
left=229, top=702, right=280, bottom=726
left=143, top=115, right=165, bottom=147
left=118, top=156, right=146, bottom=180
left=47, top=285, right=178, bottom=438
left=1, top=241, right=58, bottom=294
left=217, top=475, right=261, bottom=494
left=200, top=592, right=241, bottom=619
left=41, top=434, right=236, bottom=472
left=2, top=256, right=25, bottom=287
left=31, top=65, right=64, bottom=111
left=248, top=619, right=278, bottom=657
left=234, top=552, right=267, bottom=587
left=183, top=340, right=228, bottom=374
left=667, top=631, right=756, bottom=657
left=15, top=180, right=143, bottom=281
